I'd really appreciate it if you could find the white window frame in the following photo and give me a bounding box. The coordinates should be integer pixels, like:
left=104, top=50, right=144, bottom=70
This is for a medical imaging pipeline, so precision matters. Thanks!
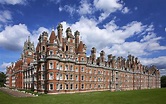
left=49, top=72, right=54, bottom=80
left=49, top=83, right=54, bottom=90
left=49, top=62, right=53, bottom=69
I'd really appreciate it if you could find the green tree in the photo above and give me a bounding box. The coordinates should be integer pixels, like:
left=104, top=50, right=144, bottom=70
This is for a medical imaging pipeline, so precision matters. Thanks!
left=0, top=72, right=6, bottom=87
left=161, top=76, right=166, bottom=88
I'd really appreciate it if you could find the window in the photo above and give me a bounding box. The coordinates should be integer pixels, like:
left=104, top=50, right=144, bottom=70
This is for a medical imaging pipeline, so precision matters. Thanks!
left=70, top=47, right=73, bottom=52
left=41, top=55, right=45, bottom=58
left=65, top=74, right=68, bottom=80
left=81, top=57, right=84, bottom=61
left=76, top=58, right=78, bottom=62
left=81, top=67, right=84, bottom=72
left=98, top=71, right=100, bottom=74
left=81, top=75, right=84, bottom=81
left=60, top=74, right=62, bottom=80
left=60, top=65, right=62, bottom=70
left=89, top=69, right=92, bottom=74
left=66, top=46, right=68, bottom=51
left=60, top=54, right=62, bottom=58
left=49, top=73, right=54, bottom=80
left=94, top=77, right=96, bottom=81
left=49, top=50, right=53, bottom=56
left=70, top=84, right=73, bottom=90
left=98, top=78, right=100, bottom=81
left=42, top=46, right=45, bottom=51
left=56, top=73, right=59, bottom=80
left=81, top=84, right=84, bottom=89
left=41, top=65, right=45, bottom=71
left=49, top=62, right=53, bottom=69
left=76, top=75, right=78, bottom=81
left=90, top=84, right=91, bottom=89
left=94, top=84, right=96, bottom=88
left=56, top=63, right=59, bottom=70
left=90, top=76, right=92, bottom=81
left=66, top=84, right=68, bottom=90
left=65, top=65, right=68, bottom=71
left=60, top=84, right=62, bottom=90
left=94, top=70, right=96, bottom=74
left=41, top=74, right=45, bottom=80
left=49, top=83, right=53, bottom=90
left=98, top=84, right=100, bottom=88
left=76, top=84, right=78, bottom=89
left=56, top=84, right=59, bottom=90
left=75, top=67, right=78, bottom=72
left=70, top=65, right=73, bottom=71
left=70, top=74, right=73, bottom=80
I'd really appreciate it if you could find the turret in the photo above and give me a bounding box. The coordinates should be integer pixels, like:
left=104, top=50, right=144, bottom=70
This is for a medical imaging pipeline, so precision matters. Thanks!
left=66, top=27, right=74, bottom=39
left=57, top=23, right=63, bottom=44
left=74, top=30, right=80, bottom=52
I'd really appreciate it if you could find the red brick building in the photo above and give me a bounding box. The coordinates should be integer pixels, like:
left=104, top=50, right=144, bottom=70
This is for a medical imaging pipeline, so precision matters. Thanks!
left=6, top=23, right=160, bottom=93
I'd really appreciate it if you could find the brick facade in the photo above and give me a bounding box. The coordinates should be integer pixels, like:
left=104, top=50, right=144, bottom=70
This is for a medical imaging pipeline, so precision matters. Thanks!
left=6, top=23, right=160, bottom=93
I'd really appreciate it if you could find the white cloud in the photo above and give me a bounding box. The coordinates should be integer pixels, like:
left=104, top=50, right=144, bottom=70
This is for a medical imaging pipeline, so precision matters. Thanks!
left=0, top=0, right=27, bottom=5
left=0, top=23, right=50, bottom=51
left=60, top=5, right=76, bottom=16
left=59, top=6, right=63, bottom=12
left=0, top=24, right=30, bottom=51
left=0, top=62, right=11, bottom=72
left=165, top=27, right=166, bottom=32
left=122, top=7, right=129, bottom=14
left=59, top=0, right=127, bottom=22
left=94, top=0, right=123, bottom=21
left=59, top=16, right=166, bottom=58
left=134, top=7, right=138, bottom=10
left=78, top=0, right=93, bottom=15
left=94, top=0, right=122, bottom=12
left=0, top=10, right=12, bottom=23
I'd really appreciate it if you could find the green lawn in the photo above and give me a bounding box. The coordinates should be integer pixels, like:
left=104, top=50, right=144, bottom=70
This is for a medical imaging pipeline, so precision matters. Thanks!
left=0, top=88, right=166, bottom=104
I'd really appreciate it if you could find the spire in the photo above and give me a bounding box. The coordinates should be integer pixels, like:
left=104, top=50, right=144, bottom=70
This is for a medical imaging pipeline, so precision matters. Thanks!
left=28, top=36, right=30, bottom=42
left=49, top=29, right=56, bottom=44
left=77, top=41, right=84, bottom=53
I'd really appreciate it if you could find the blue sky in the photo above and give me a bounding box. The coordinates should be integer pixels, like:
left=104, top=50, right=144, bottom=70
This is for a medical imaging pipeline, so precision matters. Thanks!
left=0, top=0, right=166, bottom=76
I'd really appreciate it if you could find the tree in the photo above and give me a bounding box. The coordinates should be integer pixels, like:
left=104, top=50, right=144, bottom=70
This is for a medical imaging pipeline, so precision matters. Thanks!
left=161, top=76, right=166, bottom=88
left=0, top=72, right=6, bottom=87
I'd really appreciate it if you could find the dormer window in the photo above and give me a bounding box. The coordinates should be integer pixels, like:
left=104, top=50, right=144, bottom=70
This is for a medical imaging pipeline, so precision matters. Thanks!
left=81, top=57, right=84, bottom=61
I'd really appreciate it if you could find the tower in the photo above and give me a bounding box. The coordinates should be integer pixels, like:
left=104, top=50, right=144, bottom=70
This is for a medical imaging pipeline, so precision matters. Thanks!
left=23, top=36, right=35, bottom=59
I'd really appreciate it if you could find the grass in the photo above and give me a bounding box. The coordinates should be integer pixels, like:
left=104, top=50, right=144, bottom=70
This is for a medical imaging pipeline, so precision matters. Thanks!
left=0, top=88, right=166, bottom=104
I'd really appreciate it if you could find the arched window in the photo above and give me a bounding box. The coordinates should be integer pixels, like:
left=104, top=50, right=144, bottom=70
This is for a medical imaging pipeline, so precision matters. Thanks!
left=42, top=46, right=45, bottom=51
left=49, top=62, right=53, bottom=69
left=66, top=46, right=68, bottom=51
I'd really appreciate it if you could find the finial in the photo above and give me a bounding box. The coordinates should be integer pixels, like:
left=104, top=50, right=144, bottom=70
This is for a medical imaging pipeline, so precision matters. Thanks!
left=52, top=26, right=55, bottom=31
left=28, top=36, right=30, bottom=42
left=80, top=36, right=82, bottom=40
